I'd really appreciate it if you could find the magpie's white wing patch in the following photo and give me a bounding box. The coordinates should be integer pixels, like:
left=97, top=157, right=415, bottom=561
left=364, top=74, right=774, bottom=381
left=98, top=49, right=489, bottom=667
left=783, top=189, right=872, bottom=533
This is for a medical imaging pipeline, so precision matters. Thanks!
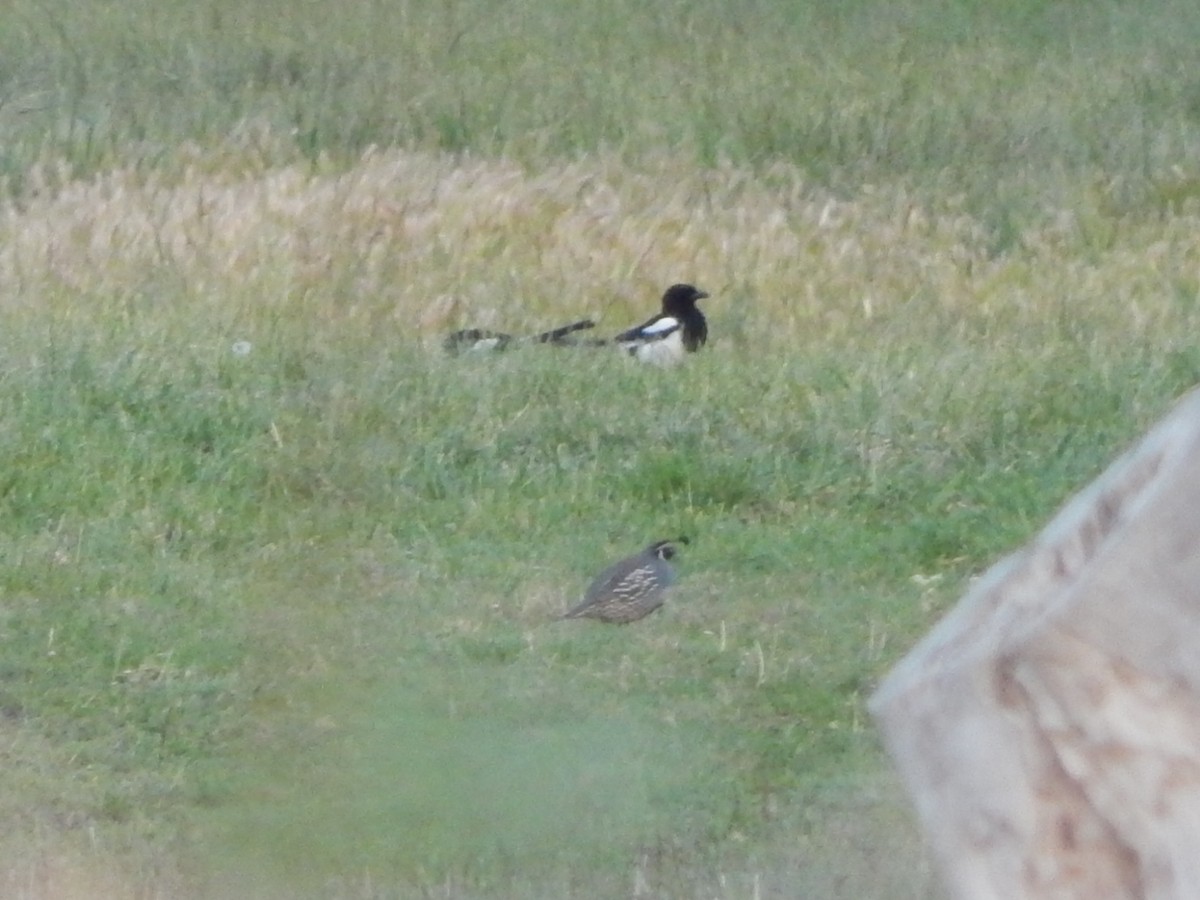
left=639, top=316, right=680, bottom=338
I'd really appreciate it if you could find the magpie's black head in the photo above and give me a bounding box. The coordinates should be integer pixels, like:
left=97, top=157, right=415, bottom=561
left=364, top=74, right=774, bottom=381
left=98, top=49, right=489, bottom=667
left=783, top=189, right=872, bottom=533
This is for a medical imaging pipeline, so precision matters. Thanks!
left=660, top=284, right=709, bottom=316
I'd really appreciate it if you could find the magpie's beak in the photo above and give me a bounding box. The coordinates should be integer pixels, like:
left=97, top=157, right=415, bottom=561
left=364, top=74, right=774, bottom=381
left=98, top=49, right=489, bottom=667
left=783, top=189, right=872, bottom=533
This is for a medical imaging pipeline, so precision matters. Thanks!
left=695, top=290, right=709, bottom=300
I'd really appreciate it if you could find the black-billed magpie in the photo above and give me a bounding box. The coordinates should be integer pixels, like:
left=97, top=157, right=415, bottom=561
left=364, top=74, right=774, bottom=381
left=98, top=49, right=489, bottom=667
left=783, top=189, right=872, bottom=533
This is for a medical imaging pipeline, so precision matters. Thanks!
left=613, top=283, right=709, bottom=366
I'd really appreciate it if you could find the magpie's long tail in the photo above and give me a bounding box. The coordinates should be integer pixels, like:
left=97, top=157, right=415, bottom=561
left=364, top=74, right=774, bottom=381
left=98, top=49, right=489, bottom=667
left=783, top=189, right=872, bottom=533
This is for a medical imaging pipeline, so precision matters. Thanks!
left=443, top=328, right=514, bottom=354
left=444, top=319, right=596, bottom=354
left=529, top=319, right=596, bottom=344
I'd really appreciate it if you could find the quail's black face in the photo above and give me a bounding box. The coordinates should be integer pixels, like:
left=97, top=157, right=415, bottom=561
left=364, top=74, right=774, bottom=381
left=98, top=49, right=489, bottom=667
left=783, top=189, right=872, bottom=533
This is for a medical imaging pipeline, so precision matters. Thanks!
left=650, top=536, right=689, bottom=560
left=661, top=284, right=708, bottom=314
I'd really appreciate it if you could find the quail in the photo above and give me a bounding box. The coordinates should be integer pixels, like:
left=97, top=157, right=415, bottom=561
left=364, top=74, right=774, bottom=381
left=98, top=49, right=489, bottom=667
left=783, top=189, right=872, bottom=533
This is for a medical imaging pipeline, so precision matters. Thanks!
left=560, top=537, right=689, bottom=624
left=612, top=283, right=709, bottom=366
left=443, top=318, right=596, bottom=354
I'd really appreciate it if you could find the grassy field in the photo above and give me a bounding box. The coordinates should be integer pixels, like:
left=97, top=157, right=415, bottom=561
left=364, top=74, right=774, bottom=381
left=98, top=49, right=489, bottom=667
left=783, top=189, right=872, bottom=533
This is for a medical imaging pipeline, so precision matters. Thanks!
left=2, top=0, right=1200, bottom=897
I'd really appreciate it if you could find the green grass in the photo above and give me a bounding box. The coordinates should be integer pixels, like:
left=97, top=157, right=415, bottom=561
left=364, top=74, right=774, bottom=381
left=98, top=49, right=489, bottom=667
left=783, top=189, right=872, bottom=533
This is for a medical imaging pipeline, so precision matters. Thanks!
left=3, top=0, right=1200, bottom=897
left=5, top=0, right=1200, bottom=237
left=3, top=311, right=1193, bottom=896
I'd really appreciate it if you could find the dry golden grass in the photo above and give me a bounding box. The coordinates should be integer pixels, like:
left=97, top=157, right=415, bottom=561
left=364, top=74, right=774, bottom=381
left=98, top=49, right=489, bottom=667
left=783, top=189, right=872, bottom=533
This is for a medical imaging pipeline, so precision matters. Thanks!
left=0, top=134, right=963, bottom=334
left=5, top=132, right=1198, bottom=363
left=0, top=720, right=179, bottom=900
left=1, top=856, right=159, bottom=900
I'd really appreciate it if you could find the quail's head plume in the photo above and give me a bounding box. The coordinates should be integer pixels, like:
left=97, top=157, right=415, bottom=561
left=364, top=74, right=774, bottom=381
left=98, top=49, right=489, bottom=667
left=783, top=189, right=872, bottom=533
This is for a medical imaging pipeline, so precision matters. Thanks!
left=560, top=536, right=689, bottom=624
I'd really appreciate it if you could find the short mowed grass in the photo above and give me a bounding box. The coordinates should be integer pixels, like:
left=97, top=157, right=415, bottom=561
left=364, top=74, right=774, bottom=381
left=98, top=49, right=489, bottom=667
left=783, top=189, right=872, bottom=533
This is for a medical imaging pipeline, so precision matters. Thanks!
left=3, top=0, right=1200, bottom=897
